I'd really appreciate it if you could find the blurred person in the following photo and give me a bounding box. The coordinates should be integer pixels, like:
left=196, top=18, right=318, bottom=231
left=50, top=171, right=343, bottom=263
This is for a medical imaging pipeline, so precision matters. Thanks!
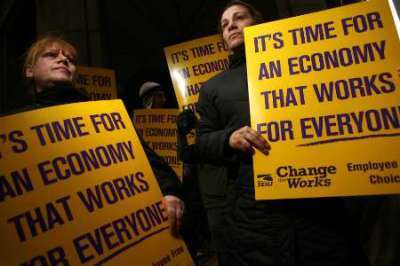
left=176, top=109, right=214, bottom=264
left=138, top=81, right=167, bottom=109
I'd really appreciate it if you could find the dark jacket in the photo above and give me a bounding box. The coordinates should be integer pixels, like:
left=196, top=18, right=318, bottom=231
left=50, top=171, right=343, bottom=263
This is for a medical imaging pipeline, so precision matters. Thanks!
left=196, top=49, right=368, bottom=266
left=195, top=49, right=251, bottom=210
left=196, top=48, right=252, bottom=189
left=2, top=86, right=182, bottom=197
left=176, top=129, right=228, bottom=208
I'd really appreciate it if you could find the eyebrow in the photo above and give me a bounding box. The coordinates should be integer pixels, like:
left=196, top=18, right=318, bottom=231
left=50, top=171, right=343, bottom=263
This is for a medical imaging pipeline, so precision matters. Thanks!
left=233, top=11, right=248, bottom=17
left=42, top=47, right=74, bottom=57
left=221, top=11, right=248, bottom=24
left=43, top=47, right=58, bottom=52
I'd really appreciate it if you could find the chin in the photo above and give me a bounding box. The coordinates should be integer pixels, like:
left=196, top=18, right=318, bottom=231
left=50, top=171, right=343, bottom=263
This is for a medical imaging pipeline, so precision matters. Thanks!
left=228, top=39, right=244, bottom=51
left=52, top=76, right=72, bottom=83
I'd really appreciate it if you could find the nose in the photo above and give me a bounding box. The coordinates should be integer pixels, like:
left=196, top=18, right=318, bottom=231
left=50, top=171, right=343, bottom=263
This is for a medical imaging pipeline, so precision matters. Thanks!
left=227, top=20, right=238, bottom=32
left=56, top=51, right=69, bottom=65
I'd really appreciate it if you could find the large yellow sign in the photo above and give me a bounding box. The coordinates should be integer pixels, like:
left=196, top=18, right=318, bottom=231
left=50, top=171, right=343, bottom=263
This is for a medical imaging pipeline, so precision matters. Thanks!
left=133, top=109, right=183, bottom=180
left=164, top=35, right=229, bottom=111
left=244, top=0, right=400, bottom=200
left=0, top=100, right=192, bottom=265
left=75, top=66, right=117, bottom=100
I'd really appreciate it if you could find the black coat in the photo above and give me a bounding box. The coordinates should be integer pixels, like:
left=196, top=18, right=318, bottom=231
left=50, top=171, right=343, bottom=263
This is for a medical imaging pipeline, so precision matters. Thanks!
left=2, top=86, right=182, bottom=197
left=196, top=50, right=368, bottom=266
left=196, top=50, right=253, bottom=190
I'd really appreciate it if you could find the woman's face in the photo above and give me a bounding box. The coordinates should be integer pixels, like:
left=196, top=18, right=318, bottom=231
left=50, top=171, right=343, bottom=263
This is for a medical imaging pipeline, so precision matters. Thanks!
left=221, top=5, right=254, bottom=51
left=25, top=42, right=76, bottom=91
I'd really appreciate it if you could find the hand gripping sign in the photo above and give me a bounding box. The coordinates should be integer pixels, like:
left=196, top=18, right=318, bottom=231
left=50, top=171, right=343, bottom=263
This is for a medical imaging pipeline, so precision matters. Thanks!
left=0, top=100, right=193, bottom=265
left=244, top=0, right=400, bottom=200
left=164, top=34, right=229, bottom=111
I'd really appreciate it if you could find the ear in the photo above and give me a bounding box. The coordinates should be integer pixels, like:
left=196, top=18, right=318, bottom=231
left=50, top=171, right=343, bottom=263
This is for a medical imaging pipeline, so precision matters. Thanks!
left=25, top=66, right=33, bottom=78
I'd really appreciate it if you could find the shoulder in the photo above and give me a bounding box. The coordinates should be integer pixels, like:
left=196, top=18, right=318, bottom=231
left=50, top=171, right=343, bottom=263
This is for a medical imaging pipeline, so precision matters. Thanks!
left=0, top=103, right=40, bottom=117
left=201, top=68, right=235, bottom=94
left=200, top=63, right=246, bottom=99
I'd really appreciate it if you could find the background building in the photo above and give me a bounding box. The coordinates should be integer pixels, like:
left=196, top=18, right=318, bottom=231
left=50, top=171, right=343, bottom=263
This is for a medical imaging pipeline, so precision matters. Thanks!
left=0, top=0, right=373, bottom=113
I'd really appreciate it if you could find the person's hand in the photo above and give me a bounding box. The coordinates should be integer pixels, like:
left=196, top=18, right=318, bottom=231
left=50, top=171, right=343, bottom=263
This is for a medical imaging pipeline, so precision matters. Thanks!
left=163, top=195, right=184, bottom=237
left=176, top=109, right=197, bottom=135
left=229, top=126, right=270, bottom=155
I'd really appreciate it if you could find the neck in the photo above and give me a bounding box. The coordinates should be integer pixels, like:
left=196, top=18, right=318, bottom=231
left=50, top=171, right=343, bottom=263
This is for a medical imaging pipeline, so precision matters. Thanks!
left=230, top=43, right=245, bottom=55
left=35, top=81, right=73, bottom=93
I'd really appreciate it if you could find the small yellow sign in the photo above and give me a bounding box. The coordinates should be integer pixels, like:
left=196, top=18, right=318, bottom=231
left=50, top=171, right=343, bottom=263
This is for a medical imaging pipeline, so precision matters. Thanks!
left=164, top=35, right=229, bottom=111
left=133, top=109, right=183, bottom=180
left=0, top=100, right=192, bottom=265
left=244, top=0, right=400, bottom=199
left=75, top=66, right=117, bottom=100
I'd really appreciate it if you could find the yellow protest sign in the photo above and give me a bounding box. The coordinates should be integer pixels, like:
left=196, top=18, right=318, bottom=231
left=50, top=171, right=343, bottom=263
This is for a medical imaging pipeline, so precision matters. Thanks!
left=164, top=35, right=229, bottom=111
left=0, top=100, right=192, bottom=265
left=244, top=0, right=400, bottom=200
left=75, top=66, right=117, bottom=100
left=133, top=109, right=182, bottom=180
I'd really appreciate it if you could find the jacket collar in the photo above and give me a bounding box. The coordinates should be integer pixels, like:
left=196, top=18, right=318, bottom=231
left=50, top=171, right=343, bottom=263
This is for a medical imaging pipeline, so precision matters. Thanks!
left=34, top=86, right=90, bottom=106
left=228, top=45, right=246, bottom=69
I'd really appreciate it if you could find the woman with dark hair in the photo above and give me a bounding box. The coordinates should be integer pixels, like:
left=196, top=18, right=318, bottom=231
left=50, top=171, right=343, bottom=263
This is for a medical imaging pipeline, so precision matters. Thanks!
left=218, top=0, right=263, bottom=35
left=196, top=1, right=368, bottom=265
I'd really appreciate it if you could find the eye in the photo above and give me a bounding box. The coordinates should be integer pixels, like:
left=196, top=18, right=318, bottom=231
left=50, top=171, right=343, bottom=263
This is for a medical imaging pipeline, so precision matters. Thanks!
left=66, top=55, right=76, bottom=64
left=221, top=19, right=229, bottom=30
left=43, top=51, right=58, bottom=58
left=236, top=13, right=249, bottom=21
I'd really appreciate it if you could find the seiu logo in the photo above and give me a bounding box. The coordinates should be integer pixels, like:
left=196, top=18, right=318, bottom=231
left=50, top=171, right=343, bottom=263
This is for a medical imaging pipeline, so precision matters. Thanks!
left=257, top=174, right=273, bottom=187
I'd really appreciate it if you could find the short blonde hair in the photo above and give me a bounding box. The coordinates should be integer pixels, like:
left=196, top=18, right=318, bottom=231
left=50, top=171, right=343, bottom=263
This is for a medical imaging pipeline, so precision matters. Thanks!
left=23, top=36, right=78, bottom=77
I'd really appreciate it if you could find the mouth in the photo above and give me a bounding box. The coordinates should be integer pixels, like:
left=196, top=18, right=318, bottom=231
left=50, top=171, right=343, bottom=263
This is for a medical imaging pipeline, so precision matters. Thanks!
left=229, top=32, right=242, bottom=41
left=53, top=67, right=71, bottom=75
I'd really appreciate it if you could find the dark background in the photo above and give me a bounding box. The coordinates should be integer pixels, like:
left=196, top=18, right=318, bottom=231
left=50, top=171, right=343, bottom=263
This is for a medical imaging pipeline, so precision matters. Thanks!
left=0, top=0, right=365, bottom=113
